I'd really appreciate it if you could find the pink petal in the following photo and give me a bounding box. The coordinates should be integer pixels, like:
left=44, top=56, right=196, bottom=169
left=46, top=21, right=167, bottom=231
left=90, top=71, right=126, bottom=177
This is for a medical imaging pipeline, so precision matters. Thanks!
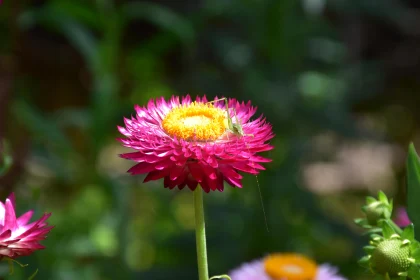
left=4, top=198, right=17, bottom=231
left=17, top=211, right=34, bottom=226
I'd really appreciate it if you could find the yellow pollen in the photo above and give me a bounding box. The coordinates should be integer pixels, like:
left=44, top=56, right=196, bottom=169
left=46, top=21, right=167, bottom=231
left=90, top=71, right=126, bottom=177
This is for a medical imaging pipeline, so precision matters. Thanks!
left=264, top=253, right=318, bottom=280
left=161, top=102, right=227, bottom=141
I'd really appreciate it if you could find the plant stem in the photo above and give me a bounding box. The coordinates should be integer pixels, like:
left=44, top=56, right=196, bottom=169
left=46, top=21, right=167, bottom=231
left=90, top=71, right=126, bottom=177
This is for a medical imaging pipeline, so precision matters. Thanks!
left=194, top=187, right=209, bottom=280
left=388, top=219, right=403, bottom=235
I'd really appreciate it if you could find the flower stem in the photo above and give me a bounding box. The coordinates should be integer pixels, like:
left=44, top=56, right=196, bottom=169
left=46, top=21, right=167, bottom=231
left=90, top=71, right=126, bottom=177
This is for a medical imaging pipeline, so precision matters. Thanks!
left=194, top=187, right=209, bottom=280
left=388, top=219, right=403, bottom=235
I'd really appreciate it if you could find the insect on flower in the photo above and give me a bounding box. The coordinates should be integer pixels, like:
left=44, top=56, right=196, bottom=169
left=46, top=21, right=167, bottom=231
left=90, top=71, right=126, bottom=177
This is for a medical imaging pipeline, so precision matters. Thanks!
left=118, top=95, right=274, bottom=193
left=206, top=97, right=269, bottom=230
left=206, top=98, right=255, bottom=138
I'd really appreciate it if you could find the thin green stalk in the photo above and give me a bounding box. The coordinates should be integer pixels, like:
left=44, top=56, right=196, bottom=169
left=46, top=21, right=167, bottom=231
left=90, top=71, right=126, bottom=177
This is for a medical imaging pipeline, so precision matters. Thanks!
left=194, top=187, right=209, bottom=280
left=388, top=219, right=403, bottom=235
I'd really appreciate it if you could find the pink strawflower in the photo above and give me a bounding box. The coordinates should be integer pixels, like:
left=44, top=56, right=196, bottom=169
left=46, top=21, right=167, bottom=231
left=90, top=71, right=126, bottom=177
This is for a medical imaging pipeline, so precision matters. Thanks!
left=118, top=95, right=274, bottom=192
left=229, top=254, right=347, bottom=280
left=0, top=193, right=53, bottom=259
left=394, top=207, right=411, bottom=227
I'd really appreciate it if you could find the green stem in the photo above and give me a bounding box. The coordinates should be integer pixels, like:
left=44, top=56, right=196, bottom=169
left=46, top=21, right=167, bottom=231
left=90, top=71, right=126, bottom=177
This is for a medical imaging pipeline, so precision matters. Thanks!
left=388, top=219, right=403, bottom=235
left=194, top=187, right=209, bottom=280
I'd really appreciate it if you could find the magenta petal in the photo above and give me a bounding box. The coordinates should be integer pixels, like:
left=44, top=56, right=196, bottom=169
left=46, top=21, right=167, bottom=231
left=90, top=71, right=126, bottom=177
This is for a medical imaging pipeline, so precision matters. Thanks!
left=0, top=194, right=53, bottom=259
left=199, top=163, right=217, bottom=180
left=220, top=166, right=243, bottom=181
left=0, top=202, right=5, bottom=226
left=144, top=169, right=170, bottom=182
left=0, top=230, right=11, bottom=240
left=199, top=180, right=211, bottom=193
left=163, top=176, right=177, bottom=189
left=394, top=207, right=411, bottom=227
left=204, top=176, right=218, bottom=191
left=189, top=163, right=204, bottom=183
left=4, top=198, right=17, bottom=231
left=186, top=178, right=199, bottom=191
left=17, top=226, right=53, bottom=239
left=118, top=95, right=274, bottom=192
left=7, top=193, right=16, bottom=209
left=225, top=176, right=243, bottom=188
left=127, top=162, right=160, bottom=174
left=17, top=211, right=34, bottom=226
left=169, top=165, right=185, bottom=180
left=172, top=170, right=188, bottom=186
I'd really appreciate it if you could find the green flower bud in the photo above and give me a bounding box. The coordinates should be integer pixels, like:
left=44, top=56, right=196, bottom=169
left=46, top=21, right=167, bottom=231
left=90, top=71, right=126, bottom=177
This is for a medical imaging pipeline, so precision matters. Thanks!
left=364, top=201, right=391, bottom=226
left=370, top=239, right=411, bottom=276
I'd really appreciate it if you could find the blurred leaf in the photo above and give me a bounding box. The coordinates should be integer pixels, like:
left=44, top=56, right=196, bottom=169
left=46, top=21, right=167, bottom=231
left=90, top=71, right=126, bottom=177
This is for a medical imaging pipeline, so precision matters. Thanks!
left=407, top=264, right=420, bottom=279
left=366, top=196, right=377, bottom=204
left=378, top=191, right=389, bottom=204
left=406, top=143, right=420, bottom=240
left=121, top=2, right=194, bottom=46
left=330, top=0, right=414, bottom=34
left=54, top=108, right=91, bottom=129
left=12, top=100, right=73, bottom=157
left=60, top=20, right=98, bottom=68
left=0, top=140, right=13, bottom=177
left=18, top=8, right=98, bottom=68
left=401, top=224, right=414, bottom=241
left=48, top=0, right=101, bottom=30
left=381, top=220, right=395, bottom=239
left=358, top=255, right=370, bottom=268
left=363, top=245, right=376, bottom=254
left=412, top=247, right=420, bottom=262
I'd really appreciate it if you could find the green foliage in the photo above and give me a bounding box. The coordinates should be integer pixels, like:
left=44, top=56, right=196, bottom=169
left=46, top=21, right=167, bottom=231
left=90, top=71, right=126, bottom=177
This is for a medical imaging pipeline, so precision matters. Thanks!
left=407, top=144, right=420, bottom=241
left=5, top=258, right=38, bottom=280
left=0, top=140, right=13, bottom=177
left=1, top=0, right=418, bottom=279
left=356, top=192, right=420, bottom=279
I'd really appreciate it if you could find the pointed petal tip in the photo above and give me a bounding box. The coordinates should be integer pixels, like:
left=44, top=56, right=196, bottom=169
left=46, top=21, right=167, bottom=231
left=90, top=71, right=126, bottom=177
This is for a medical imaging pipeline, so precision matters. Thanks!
left=7, top=193, right=15, bottom=202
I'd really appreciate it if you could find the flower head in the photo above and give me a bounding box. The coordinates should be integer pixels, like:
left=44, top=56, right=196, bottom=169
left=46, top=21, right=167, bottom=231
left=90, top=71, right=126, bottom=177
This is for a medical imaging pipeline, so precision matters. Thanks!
left=361, top=192, right=393, bottom=226
left=0, top=193, right=53, bottom=259
left=394, top=207, right=411, bottom=228
left=118, top=95, right=274, bottom=192
left=358, top=221, right=420, bottom=278
left=229, top=253, right=346, bottom=280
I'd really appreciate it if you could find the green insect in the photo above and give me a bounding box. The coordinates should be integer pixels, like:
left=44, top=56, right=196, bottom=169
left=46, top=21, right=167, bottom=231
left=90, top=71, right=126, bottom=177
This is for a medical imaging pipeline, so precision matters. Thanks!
left=207, top=98, right=254, bottom=138
left=206, top=97, right=269, bottom=232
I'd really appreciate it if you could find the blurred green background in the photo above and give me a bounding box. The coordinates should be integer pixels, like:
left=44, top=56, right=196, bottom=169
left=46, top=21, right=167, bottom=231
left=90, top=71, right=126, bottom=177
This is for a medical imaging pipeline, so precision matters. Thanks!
left=1, top=0, right=420, bottom=279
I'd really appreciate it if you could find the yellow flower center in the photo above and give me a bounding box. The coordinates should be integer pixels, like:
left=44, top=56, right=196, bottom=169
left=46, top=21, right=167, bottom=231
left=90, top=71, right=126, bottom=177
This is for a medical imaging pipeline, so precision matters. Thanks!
left=264, top=253, right=318, bottom=280
left=162, top=102, right=227, bottom=141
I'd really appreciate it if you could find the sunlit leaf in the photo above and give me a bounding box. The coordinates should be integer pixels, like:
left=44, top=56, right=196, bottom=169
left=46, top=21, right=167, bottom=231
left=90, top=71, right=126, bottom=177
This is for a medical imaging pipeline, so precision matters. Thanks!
left=401, top=224, right=415, bottom=241
left=378, top=191, right=388, bottom=204
left=381, top=220, right=395, bottom=239
left=411, top=247, right=420, bottom=262
left=367, top=196, right=377, bottom=204
left=407, top=264, right=420, bottom=279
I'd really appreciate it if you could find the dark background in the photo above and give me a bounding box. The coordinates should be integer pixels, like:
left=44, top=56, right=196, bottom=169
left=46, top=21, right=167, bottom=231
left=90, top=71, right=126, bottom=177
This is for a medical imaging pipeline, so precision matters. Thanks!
left=1, top=0, right=419, bottom=279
